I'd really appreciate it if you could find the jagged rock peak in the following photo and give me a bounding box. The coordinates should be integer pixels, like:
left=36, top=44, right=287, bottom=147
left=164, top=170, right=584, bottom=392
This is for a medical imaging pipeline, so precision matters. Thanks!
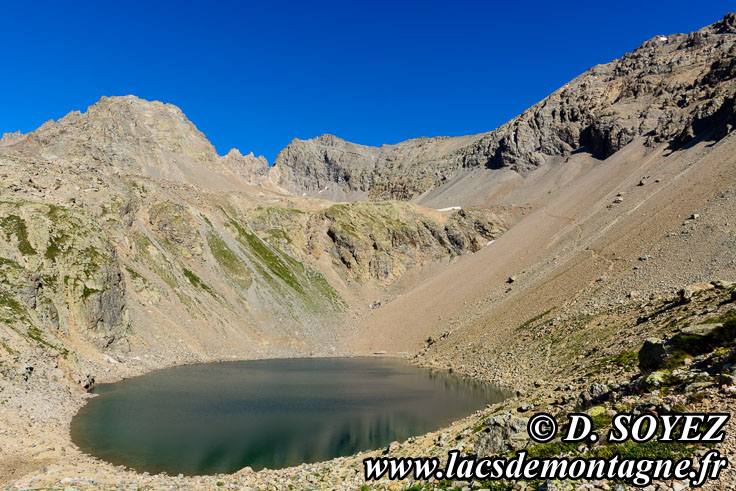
left=309, top=134, right=349, bottom=145
left=0, top=130, right=23, bottom=146
left=221, top=147, right=270, bottom=179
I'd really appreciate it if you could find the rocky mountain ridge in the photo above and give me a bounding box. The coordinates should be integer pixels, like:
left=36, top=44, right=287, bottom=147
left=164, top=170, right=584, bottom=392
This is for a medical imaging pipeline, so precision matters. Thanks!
left=267, top=13, right=736, bottom=200
left=5, top=13, right=734, bottom=203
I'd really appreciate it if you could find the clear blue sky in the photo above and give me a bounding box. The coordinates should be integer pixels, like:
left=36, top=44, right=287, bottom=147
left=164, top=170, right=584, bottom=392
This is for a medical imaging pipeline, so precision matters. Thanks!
left=0, top=1, right=733, bottom=162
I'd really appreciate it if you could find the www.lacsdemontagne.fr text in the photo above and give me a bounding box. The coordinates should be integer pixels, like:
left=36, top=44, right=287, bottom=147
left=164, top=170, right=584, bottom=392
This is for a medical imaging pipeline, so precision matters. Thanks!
left=364, top=449, right=727, bottom=487
left=363, top=412, right=730, bottom=487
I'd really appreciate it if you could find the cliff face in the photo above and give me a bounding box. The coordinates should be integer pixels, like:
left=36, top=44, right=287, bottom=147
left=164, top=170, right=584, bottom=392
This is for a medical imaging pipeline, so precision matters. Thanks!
left=245, top=202, right=505, bottom=284
left=269, top=13, right=736, bottom=200
left=0, top=202, right=128, bottom=351
left=269, top=133, right=479, bottom=200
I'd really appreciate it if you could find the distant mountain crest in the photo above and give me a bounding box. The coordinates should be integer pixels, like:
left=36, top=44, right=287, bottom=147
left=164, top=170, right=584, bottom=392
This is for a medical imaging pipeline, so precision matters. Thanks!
left=268, top=12, right=736, bottom=201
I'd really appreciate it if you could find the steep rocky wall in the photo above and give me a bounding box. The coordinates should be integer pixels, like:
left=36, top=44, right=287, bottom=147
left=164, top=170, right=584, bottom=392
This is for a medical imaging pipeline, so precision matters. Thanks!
left=242, top=201, right=505, bottom=285
left=0, top=202, right=129, bottom=350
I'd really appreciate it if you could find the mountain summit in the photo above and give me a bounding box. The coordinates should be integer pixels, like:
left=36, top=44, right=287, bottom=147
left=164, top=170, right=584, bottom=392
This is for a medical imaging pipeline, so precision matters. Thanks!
left=7, top=95, right=271, bottom=189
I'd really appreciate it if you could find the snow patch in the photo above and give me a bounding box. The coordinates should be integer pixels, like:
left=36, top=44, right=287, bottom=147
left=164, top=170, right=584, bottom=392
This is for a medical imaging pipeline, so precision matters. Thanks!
left=437, top=206, right=462, bottom=212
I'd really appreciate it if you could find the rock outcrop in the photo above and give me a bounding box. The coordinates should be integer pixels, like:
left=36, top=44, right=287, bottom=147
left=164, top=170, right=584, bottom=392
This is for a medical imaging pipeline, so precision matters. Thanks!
left=0, top=131, right=24, bottom=146
left=0, top=202, right=129, bottom=353
left=474, top=412, right=529, bottom=456
left=638, top=318, right=735, bottom=373
left=269, top=133, right=478, bottom=200
left=308, top=203, right=503, bottom=284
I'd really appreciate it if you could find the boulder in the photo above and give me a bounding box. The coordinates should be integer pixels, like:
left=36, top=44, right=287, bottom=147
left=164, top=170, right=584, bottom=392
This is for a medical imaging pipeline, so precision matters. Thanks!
left=718, top=369, right=736, bottom=387
left=712, top=280, right=735, bottom=289
left=679, top=282, right=714, bottom=302
left=474, top=412, right=528, bottom=456
left=678, top=323, right=722, bottom=337
left=639, top=321, right=733, bottom=373
left=577, top=383, right=611, bottom=409
left=644, top=371, right=668, bottom=389
left=639, top=338, right=668, bottom=371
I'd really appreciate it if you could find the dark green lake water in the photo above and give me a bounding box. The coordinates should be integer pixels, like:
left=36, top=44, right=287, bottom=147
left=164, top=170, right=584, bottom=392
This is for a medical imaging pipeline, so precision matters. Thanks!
left=71, top=357, right=507, bottom=475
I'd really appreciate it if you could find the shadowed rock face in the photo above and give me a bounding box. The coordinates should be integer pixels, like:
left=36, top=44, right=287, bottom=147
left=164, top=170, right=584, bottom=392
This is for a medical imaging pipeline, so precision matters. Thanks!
left=269, top=13, right=736, bottom=201
left=307, top=203, right=504, bottom=284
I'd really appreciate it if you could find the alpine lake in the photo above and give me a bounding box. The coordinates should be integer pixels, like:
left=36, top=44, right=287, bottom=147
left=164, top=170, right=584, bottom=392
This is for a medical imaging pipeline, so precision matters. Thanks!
left=71, top=357, right=508, bottom=475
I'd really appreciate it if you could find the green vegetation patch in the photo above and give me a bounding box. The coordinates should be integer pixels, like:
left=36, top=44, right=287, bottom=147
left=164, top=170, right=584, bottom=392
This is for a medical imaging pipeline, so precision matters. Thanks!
left=183, top=268, right=217, bottom=297
left=0, top=288, right=25, bottom=322
left=591, top=438, right=697, bottom=460
left=589, top=349, right=639, bottom=376
left=518, top=308, right=555, bottom=331
left=591, top=412, right=613, bottom=431
left=216, top=207, right=343, bottom=310
left=0, top=340, right=16, bottom=355
left=45, top=233, right=70, bottom=261
left=81, top=286, right=100, bottom=300
left=124, top=265, right=143, bottom=281
left=206, top=231, right=252, bottom=289
left=609, top=349, right=638, bottom=369
left=27, top=326, right=69, bottom=356
left=665, top=311, right=736, bottom=369
left=0, top=256, right=22, bottom=269
left=0, top=215, right=36, bottom=255
left=201, top=214, right=213, bottom=228
left=229, top=220, right=304, bottom=294
left=522, top=440, right=579, bottom=459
